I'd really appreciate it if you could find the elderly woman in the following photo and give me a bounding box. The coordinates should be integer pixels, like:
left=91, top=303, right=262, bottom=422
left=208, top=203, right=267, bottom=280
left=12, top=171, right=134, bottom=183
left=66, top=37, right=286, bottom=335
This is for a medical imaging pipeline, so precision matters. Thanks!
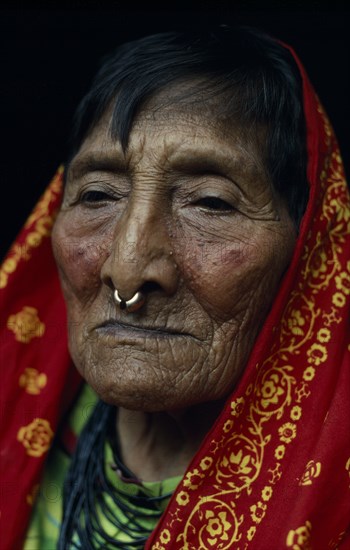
left=1, top=26, right=349, bottom=549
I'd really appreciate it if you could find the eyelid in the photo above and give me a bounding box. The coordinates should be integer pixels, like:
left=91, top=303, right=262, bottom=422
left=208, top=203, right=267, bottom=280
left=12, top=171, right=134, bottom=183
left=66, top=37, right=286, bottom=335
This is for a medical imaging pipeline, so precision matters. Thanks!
left=175, top=178, right=239, bottom=205
left=70, top=182, right=123, bottom=208
left=80, top=189, right=113, bottom=202
left=194, top=195, right=236, bottom=212
left=75, top=175, right=130, bottom=199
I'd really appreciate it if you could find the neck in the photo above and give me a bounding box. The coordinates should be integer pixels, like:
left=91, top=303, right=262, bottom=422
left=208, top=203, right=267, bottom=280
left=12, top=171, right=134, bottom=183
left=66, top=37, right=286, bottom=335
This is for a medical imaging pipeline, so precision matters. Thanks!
left=115, top=401, right=223, bottom=482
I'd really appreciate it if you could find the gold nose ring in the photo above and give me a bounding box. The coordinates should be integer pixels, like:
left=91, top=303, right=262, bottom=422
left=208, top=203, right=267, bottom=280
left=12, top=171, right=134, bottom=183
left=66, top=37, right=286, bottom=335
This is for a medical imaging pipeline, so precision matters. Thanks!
left=114, top=289, right=145, bottom=312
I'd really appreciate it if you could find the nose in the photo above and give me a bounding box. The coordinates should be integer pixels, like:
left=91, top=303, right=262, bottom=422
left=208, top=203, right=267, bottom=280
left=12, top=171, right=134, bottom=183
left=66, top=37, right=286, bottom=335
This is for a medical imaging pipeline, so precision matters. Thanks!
left=101, top=198, right=179, bottom=304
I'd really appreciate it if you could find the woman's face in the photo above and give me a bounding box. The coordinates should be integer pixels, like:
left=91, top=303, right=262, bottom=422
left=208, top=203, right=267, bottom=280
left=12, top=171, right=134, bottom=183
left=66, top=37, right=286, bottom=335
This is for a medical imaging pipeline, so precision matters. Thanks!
left=52, top=99, right=297, bottom=412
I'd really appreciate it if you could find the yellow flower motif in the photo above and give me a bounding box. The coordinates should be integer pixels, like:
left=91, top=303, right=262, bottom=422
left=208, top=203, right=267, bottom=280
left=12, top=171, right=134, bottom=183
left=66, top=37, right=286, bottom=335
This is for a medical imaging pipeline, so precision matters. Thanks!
left=223, top=419, right=233, bottom=433
left=226, top=449, right=252, bottom=475
left=230, top=396, right=245, bottom=417
left=316, top=328, right=331, bottom=343
left=176, top=490, right=189, bottom=506
left=335, top=271, right=350, bottom=295
left=19, top=368, right=47, bottom=395
left=278, top=422, right=297, bottom=444
left=307, top=343, right=327, bottom=366
left=332, top=292, right=346, bottom=308
left=250, top=501, right=267, bottom=524
left=247, top=526, right=256, bottom=541
left=2, top=258, right=17, bottom=274
left=260, top=374, right=284, bottom=408
left=200, top=456, right=213, bottom=471
left=7, top=306, right=45, bottom=343
left=275, top=444, right=286, bottom=460
left=26, top=232, right=42, bottom=248
left=286, top=520, right=312, bottom=549
left=205, top=510, right=232, bottom=545
left=159, top=529, right=171, bottom=544
left=183, top=468, right=204, bottom=490
left=290, top=406, right=302, bottom=421
left=303, top=366, right=315, bottom=382
left=17, top=418, right=53, bottom=457
left=261, top=485, right=273, bottom=502
left=288, top=309, right=305, bottom=336
left=299, top=460, right=322, bottom=486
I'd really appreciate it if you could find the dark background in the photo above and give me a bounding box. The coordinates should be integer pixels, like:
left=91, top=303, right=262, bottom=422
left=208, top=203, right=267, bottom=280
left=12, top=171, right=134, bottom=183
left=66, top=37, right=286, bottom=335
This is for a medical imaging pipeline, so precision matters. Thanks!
left=1, top=2, right=349, bottom=260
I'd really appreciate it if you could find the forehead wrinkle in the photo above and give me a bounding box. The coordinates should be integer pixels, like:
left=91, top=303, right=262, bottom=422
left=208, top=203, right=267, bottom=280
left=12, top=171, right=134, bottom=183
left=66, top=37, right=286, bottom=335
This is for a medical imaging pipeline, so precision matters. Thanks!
left=129, top=107, right=267, bottom=177
left=128, top=132, right=269, bottom=196
left=70, top=104, right=269, bottom=190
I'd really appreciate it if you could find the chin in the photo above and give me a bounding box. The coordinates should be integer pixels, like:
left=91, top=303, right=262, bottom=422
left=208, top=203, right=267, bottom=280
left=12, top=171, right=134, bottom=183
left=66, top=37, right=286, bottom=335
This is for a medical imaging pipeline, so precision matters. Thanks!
left=85, top=372, right=227, bottom=414
left=79, top=371, right=185, bottom=413
left=79, top=371, right=174, bottom=411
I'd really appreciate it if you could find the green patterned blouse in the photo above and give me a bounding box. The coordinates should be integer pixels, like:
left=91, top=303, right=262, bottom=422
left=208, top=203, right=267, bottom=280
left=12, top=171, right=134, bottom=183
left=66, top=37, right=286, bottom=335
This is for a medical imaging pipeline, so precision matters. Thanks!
left=24, top=384, right=181, bottom=549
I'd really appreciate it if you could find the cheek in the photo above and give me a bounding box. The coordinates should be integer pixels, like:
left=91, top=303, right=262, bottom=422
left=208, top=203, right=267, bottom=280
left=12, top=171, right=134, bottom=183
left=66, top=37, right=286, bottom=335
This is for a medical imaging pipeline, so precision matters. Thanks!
left=51, top=215, right=111, bottom=302
left=177, top=231, right=293, bottom=320
left=177, top=239, right=250, bottom=317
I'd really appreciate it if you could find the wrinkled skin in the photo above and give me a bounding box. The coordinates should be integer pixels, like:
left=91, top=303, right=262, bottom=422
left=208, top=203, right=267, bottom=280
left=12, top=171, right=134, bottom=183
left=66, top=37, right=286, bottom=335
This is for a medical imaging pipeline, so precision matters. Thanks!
left=53, top=102, right=296, bottom=413
left=52, top=98, right=296, bottom=479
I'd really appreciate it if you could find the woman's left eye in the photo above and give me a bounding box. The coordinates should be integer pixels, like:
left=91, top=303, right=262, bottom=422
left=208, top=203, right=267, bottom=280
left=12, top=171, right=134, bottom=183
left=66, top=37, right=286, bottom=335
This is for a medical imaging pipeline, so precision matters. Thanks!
left=80, top=190, right=112, bottom=203
left=195, top=197, right=235, bottom=212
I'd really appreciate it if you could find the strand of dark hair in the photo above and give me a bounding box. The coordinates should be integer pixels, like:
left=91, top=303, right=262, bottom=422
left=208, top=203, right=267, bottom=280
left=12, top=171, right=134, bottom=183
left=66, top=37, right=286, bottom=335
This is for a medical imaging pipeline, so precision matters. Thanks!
left=58, top=400, right=170, bottom=549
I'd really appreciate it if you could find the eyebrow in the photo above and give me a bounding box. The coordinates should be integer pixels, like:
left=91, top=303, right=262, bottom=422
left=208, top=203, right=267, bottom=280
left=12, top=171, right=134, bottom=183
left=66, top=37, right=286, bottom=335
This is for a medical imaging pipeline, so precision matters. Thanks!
left=171, top=154, right=235, bottom=177
left=169, top=146, right=267, bottom=187
left=66, top=151, right=127, bottom=183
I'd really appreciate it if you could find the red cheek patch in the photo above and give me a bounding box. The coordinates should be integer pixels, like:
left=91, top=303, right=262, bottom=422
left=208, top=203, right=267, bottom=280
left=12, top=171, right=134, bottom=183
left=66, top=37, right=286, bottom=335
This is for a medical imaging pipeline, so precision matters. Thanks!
left=54, top=236, right=109, bottom=296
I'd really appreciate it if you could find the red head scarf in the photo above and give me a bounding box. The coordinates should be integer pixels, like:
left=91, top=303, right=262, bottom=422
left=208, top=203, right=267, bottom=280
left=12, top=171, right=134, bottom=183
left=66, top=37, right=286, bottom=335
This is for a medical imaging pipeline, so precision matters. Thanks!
left=0, top=44, right=349, bottom=549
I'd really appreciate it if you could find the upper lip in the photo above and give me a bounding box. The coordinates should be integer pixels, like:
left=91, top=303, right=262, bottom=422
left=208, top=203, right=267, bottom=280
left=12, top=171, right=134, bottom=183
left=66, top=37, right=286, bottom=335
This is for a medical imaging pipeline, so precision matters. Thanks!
left=96, top=319, right=197, bottom=338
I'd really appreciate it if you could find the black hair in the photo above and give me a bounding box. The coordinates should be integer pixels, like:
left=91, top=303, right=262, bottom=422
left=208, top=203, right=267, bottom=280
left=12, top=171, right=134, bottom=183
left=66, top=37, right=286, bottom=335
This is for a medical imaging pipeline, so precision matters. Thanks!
left=69, top=26, right=309, bottom=226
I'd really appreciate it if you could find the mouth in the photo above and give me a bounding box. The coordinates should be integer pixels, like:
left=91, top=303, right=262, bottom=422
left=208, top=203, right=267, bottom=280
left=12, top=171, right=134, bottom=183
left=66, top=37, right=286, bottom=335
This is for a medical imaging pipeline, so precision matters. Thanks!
left=95, top=320, right=196, bottom=340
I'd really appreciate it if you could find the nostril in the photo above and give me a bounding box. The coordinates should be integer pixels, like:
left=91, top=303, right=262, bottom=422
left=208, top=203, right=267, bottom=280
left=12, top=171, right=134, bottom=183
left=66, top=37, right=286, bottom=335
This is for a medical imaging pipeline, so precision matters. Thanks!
left=140, top=281, right=162, bottom=294
left=102, top=276, right=115, bottom=291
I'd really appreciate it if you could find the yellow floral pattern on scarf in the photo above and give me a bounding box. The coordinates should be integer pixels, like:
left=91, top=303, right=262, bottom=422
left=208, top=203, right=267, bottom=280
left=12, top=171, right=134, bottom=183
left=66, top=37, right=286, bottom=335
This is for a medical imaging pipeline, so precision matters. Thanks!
left=286, top=520, right=312, bottom=549
left=17, top=418, right=53, bottom=457
left=7, top=307, right=45, bottom=343
left=299, top=460, right=322, bottom=486
left=19, top=368, right=47, bottom=395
